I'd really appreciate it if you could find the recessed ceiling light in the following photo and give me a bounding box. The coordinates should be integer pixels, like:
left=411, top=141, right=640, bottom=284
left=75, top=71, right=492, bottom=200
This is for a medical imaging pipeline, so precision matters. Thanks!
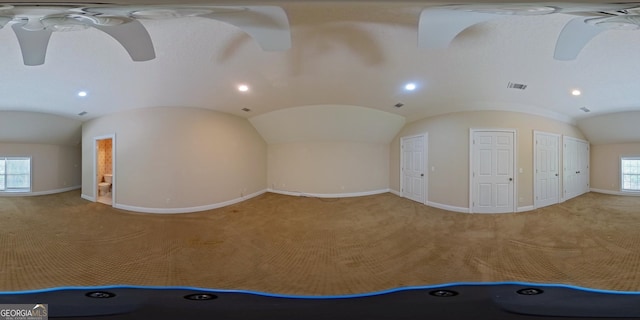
left=238, top=84, right=249, bottom=92
left=571, top=89, right=581, bottom=96
left=77, top=91, right=87, bottom=97
left=404, top=83, right=416, bottom=91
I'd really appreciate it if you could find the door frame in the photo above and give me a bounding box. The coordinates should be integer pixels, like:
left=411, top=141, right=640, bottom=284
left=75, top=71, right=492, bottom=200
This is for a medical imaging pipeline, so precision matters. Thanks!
left=400, top=133, right=428, bottom=205
left=533, top=131, right=561, bottom=209
left=93, top=133, right=116, bottom=206
left=469, top=128, right=517, bottom=213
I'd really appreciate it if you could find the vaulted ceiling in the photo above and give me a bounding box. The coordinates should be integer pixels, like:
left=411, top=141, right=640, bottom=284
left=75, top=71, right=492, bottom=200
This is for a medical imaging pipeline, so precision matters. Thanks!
left=2, top=0, right=640, bottom=145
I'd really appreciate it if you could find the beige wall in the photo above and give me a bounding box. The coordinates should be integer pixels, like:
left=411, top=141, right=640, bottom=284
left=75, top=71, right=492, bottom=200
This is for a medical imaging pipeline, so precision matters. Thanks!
left=268, top=142, right=389, bottom=194
left=0, top=143, right=81, bottom=193
left=591, top=143, right=640, bottom=192
left=390, top=111, right=585, bottom=209
left=82, top=107, right=267, bottom=211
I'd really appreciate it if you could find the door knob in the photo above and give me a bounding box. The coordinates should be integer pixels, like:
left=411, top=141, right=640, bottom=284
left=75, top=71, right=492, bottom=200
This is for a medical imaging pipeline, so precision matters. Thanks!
left=509, top=178, right=513, bottom=181
left=421, top=173, right=424, bottom=177
left=555, top=174, right=559, bottom=176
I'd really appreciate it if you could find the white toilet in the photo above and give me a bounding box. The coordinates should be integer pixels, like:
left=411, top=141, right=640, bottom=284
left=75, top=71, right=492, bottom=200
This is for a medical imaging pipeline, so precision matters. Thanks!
left=98, top=174, right=113, bottom=196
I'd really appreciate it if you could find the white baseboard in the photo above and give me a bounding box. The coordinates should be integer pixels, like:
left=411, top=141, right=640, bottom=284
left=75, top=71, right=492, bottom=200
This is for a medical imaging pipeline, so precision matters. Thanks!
left=81, top=194, right=95, bottom=202
left=517, top=205, right=534, bottom=212
left=426, top=201, right=470, bottom=213
left=388, top=191, right=470, bottom=213
left=112, top=189, right=268, bottom=214
left=267, top=188, right=391, bottom=198
left=590, top=188, right=640, bottom=196
left=0, top=185, right=81, bottom=197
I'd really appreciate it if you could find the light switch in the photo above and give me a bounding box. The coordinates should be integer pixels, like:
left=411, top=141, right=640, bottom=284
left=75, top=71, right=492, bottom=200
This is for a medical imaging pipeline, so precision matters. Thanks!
left=519, top=168, right=523, bottom=174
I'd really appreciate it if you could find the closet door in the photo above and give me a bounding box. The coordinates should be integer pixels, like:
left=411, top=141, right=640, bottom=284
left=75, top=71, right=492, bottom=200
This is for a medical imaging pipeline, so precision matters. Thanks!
left=534, top=131, right=560, bottom=209
left=563, top=136, right=589, bottom=201
left=578, top=140, right=590, bottom=194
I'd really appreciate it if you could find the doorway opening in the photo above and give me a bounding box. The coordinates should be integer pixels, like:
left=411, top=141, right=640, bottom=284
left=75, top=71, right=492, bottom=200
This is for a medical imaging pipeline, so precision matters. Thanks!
left=94, top=135, right=116, bottom=206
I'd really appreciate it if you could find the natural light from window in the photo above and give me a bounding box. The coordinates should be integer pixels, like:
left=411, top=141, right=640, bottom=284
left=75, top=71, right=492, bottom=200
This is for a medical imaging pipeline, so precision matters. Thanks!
left=0, top=157, right=31, bottom=192
left=621, top=157, right=640, bottom=192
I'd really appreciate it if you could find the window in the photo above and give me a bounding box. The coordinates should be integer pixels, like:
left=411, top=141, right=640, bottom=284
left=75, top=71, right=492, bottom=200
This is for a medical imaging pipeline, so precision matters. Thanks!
left=621, top=157, right=640, bottom=192
left=0, top=157, right=31, bottom=192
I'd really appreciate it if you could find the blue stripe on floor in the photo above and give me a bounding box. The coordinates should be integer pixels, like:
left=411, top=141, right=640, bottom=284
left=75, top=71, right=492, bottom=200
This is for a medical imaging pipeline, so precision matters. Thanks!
left=2, top=282, right=640, bottom=299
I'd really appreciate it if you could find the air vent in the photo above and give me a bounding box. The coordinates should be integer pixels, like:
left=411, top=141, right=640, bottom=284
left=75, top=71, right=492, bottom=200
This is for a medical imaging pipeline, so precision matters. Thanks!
left=579, top=107, right=591, bottom=113
left=78, top=111, right=87, bottom=116
left=394, top=103, right=404, bottom=108
left=241, top=108, right=251, bottom=112
left=507, top=82, right=527, bottom=90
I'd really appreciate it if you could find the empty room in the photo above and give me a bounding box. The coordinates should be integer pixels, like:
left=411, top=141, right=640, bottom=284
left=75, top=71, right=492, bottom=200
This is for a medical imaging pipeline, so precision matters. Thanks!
left=2, top=0, right=640, bottom=318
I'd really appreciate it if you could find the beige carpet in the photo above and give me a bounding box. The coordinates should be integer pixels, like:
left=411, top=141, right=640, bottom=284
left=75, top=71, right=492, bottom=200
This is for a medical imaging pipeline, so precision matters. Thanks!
left=1, top=190, right=640, bottom=295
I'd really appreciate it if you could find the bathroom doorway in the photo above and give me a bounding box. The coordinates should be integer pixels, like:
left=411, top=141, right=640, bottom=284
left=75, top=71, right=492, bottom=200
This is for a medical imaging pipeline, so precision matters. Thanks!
left=94, top=134, right=116, bottom=206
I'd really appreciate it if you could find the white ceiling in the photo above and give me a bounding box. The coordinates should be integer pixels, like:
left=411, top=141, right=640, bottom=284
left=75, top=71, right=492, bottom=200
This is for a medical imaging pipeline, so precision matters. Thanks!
left=2, top=1, right=640, bottom=145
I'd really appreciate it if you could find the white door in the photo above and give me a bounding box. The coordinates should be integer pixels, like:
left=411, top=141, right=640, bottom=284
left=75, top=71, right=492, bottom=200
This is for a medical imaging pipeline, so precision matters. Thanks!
left=471, top=130, right=515, bottom=213
left=578, top=140, right=590, bottom=194
left=534, top=132, right=560, bottom=208
left=563, top=137, right=589, bottom=200
left=579, top=141, right=591, bottom=193
left=563, top=137, right=578, bottom=200
left=401, top=134, right=427, bottom=204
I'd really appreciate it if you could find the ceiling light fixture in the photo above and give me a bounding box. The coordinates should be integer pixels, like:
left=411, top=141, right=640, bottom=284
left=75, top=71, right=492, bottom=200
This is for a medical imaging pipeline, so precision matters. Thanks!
left=404, top=83, right=417, bottom=91
left=571, top=89, right=581, bottom=96
left=238, top=84, right=249, bottom=92
left=586, top=15, right=640, bottom=30
left=77, top=91, right=87, bottom=97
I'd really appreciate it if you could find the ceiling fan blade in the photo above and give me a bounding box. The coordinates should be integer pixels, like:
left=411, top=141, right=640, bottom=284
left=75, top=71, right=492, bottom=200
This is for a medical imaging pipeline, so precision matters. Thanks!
left=418, top=8, right=503, bottom=48
left=90, top=20, right=156, bottom=61
left=11, top=23, right=53, bottom=66
left=200, top=6, right=291, bottom=51
left=554, top=17, right=606, bottom=61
